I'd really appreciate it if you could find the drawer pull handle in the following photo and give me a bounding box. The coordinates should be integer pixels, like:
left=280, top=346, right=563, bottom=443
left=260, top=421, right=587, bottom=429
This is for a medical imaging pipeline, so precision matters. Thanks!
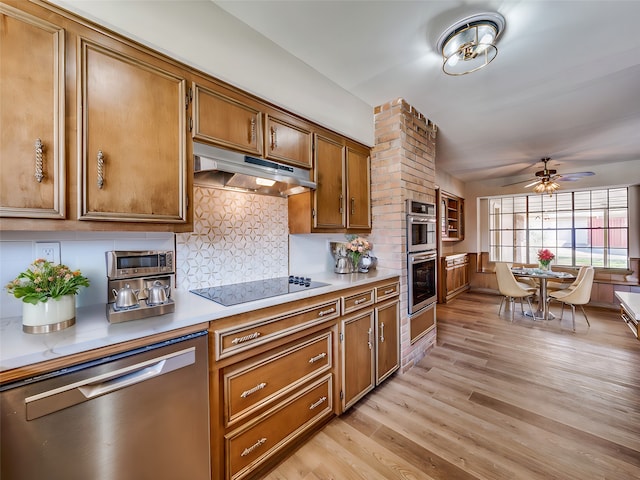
left=354, top=297, right=369, bottom=305
left=318, top=307, right=335, bottom=317
left=240, top=382, right=267, bottom=398
left=309, top=396, right=327, bottom=410
left=308, top=352, right=327, bottom=364
left=34, top=138, right=44, bottom=182
left=383, top=289, right=395, bottom=295
left=379, top=322, right=385, bottom=342
left=241, top=437, right=267, bottom=457
left=231, top=332, right=261, bottom=344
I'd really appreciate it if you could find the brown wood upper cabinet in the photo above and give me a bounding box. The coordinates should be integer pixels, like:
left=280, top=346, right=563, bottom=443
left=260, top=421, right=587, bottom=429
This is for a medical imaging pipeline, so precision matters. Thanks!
left=345, top=145, right=371, bottom=230
left=264, top=113, right=312, bottom=168
left=78, top=38, right=188, bottom=223
left=289, top=134, right=371, bottom=233
left=0, top=4, right=66, bottom=219
left=191, top=82, right=263, bottom=156
left=439, top=191, right=464, bottom=242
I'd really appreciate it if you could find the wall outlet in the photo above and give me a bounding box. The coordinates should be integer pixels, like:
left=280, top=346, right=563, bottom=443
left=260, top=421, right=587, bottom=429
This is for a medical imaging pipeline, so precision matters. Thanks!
left=35, top=242, right=61, bottom=264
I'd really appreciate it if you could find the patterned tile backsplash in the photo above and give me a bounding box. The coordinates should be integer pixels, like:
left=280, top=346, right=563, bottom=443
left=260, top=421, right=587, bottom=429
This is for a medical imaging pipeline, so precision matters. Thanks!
left=176, top=186, right=289, bottom=290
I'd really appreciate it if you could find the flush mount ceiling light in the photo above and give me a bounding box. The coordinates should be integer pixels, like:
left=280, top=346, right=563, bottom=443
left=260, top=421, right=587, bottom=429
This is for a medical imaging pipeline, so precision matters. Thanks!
left=436, top=12, right=505, bottom=76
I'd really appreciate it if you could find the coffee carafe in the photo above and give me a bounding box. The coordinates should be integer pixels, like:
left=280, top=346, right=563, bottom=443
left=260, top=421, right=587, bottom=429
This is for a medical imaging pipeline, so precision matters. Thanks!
left=331, top=242, right=353, bottom=274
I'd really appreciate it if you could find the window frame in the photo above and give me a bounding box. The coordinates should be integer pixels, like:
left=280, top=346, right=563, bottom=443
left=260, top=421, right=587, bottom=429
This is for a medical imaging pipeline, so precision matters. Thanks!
left=488, top=187, right=629, bottom=269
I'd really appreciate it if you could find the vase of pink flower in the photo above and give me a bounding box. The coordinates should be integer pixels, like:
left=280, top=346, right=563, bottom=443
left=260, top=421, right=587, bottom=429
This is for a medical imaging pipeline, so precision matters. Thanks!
left=345, top=235, right=372, bottom=273
left=537, top=248, right=555, bottom=271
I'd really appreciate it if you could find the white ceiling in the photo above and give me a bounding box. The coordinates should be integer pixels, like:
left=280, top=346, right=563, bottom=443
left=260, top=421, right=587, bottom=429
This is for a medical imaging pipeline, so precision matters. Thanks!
left=214, top=0, right=640, bottom=186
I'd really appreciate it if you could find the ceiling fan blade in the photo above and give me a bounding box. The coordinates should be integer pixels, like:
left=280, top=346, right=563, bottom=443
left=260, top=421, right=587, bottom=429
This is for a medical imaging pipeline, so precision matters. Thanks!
left=524, top=179, right=542, bottom=188
left=556, top=171, right=595, bottom=182
left=502, top=178, right=537, bottom=187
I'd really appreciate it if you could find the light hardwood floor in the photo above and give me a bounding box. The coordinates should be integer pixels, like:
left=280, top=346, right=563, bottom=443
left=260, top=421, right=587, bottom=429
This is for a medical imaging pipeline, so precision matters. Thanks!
left=264, top=292, right=640, bottom=480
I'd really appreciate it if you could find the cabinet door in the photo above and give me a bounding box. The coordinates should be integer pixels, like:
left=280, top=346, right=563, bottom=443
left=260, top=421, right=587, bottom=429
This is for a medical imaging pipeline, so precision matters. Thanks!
left=313, top=134, right=345, bottom=229
left=375, top=299, right=400, bottom=385
left=341, top=310, right=375, bottom=411
left=264, top=114, right=312, bottom=168
left=192, top=83, right=262, bottom=155
left=79, top=39, right=187, bottom=223
left=0, top=5, right=65, bottom=218
left=345, top=146, right=371, bottom=229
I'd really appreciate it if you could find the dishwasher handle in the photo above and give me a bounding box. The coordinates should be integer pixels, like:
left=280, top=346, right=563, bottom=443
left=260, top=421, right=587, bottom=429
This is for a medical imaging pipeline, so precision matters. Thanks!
left=25, top=346, right=196, bottom=421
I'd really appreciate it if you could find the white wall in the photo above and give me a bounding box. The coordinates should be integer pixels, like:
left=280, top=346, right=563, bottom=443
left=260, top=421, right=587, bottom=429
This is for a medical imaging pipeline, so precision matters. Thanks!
left=0, top=231, right=174, bottom=318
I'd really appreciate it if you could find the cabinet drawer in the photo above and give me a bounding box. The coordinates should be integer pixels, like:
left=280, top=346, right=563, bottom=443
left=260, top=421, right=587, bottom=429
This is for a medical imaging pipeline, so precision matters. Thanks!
left=215, top=299, right=340, bottom=360
left=375, top=281, right=400, bottom=302
left=225, top=374, right=332, bottom=480
left=342, top=288, right=374, bottom=315
left=223, top=332, right=332, bottom=427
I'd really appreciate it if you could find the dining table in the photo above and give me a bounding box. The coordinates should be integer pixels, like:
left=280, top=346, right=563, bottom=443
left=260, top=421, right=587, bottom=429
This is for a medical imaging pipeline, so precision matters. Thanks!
left=510, top=267, right=576, bottom=321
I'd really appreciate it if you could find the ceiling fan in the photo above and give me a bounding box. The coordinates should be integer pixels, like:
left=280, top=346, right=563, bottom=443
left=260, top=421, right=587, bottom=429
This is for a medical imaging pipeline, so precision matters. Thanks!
left=503, top=158, right=595, bottom=193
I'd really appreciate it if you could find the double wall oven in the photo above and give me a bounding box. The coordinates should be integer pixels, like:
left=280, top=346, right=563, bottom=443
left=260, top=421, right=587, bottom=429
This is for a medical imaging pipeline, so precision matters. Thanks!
left=407, top=200, right=437, bottom=315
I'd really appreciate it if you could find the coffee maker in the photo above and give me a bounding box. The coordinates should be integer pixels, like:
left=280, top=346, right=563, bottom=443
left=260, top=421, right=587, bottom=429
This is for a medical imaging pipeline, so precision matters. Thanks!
left=105, top=250, right=176, bottom=323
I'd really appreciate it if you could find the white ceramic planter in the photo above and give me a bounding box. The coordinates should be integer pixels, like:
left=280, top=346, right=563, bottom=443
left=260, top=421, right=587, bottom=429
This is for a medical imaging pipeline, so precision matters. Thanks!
left=22, top=295, right=76, bottom=334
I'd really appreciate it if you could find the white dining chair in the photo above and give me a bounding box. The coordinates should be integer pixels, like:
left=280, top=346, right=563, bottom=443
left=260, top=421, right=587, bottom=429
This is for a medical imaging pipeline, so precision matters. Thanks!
left=546, top=265, right=590, bottom=293
left=495, top=262, right=536, bottom=321
left=547, top=267, right=595, bottom=331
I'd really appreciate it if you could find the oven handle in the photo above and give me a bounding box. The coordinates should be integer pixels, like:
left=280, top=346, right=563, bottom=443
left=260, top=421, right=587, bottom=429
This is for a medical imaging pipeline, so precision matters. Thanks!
left=408, top=215, right=436, bottom=224
left=410, top=252, right=437, bottom=262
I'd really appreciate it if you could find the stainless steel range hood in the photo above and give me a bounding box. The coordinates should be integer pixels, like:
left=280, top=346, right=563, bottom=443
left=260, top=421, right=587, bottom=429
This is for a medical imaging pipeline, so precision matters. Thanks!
left=193, top=142, right=315, bottom=197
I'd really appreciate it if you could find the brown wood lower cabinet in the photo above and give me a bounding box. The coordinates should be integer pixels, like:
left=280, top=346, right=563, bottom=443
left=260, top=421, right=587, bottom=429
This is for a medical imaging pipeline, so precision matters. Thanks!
left=209, top=277, right=400, bottom=480
left=440, top=253, right=470, bottom=303
left=340, top=280, right=400, bottom=412
left=340, top=309, right=376, bottom=410
left=225, top=374, right=333, bottom=480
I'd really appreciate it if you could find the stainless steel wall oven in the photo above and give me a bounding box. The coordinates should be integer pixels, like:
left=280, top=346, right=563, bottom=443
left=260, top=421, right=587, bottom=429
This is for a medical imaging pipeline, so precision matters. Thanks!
left=406, top=199, right=437, bottom=253
left=407, top=250, right=438, bottom=314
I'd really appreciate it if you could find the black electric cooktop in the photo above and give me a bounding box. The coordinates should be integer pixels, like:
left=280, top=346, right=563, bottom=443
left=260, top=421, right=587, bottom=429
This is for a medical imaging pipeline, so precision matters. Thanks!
left=190, top=276, right=330, bottom=307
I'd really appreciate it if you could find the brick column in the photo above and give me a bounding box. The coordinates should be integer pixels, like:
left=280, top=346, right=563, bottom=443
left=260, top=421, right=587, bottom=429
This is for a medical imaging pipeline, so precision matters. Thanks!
left=371, top=98, right=437, bottom=371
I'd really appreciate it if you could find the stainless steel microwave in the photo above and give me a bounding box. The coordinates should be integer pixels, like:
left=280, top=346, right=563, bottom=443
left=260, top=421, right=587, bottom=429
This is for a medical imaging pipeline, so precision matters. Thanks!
left=106, top=250, right=174, bottom=279
left=406, top=200, right=437, bottom=252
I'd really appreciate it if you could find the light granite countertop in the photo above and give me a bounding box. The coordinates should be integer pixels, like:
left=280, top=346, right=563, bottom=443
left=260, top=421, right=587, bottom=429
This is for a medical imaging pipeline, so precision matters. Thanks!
left=0, top=269, right=399, bottom=373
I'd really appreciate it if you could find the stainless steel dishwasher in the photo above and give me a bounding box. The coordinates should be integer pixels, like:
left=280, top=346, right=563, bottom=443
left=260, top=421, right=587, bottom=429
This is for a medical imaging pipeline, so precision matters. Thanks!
left=0, top=331, right=210, bottom=480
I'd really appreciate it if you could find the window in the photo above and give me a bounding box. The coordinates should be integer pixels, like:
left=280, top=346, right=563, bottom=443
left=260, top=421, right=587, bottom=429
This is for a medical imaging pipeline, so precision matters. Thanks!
left=489, top=188, right=628, bottom=268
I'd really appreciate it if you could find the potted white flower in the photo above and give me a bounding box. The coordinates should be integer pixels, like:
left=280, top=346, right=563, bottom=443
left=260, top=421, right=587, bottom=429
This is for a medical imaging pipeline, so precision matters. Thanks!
left=5, top=259, right=90, bottom=333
